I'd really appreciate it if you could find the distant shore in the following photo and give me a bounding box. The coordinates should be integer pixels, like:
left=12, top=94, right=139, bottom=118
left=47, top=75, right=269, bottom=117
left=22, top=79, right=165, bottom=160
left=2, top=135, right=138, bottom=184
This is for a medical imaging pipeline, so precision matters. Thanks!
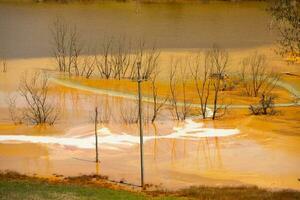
left=0, top=0, right=269, bottom=4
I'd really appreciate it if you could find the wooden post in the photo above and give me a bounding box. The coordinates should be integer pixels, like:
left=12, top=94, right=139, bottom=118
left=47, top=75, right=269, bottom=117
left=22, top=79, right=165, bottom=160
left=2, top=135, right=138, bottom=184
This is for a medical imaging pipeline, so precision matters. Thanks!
left=95, top=107, right=99, bottom=163
left=137, top=61, right=144, bottom=188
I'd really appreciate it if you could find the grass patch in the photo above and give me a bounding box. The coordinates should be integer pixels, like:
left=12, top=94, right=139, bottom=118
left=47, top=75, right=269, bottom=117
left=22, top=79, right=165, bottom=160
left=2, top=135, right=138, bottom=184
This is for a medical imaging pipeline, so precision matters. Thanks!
left=0, top=171, right=299, bottom=200
left=0, top=179, right=178, bottom=200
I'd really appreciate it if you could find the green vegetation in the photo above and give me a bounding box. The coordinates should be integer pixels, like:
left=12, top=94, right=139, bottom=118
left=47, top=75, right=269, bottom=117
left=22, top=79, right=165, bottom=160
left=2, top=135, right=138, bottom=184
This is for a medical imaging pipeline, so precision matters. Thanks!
left=0, top=179, right=176, bottom=200
left=0, top=172, right=300, bottom=200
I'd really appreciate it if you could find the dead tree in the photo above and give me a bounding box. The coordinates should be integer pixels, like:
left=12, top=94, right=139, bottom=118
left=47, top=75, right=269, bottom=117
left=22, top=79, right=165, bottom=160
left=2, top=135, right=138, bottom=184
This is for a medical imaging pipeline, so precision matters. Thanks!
left=1, top=58, right=7, bottom=73
left=80, top=55, right=96, bottom=79
left=207, top=46, right=228, bottom=120
left=119, top=99, right=139, bottom=124
left=96, top=37, right=113, bottom=79
left=169, top=58, right=180, bottom=120
left=51, top=17, right=82, bottom=76
left=150, top=67, right=168, bottom=123
left=249, top=93, right=277, bottom=115
left=96, top=96, right=112, bottom=124
left=7, top=95, right=23, bottom=125
left=51, top=17, right=68, bottom=72
left=11, top=72, right=60, bottom=125
left=129, top=41, right=160, bottom=80
left=269, top=0, right=300, bottom=61
left=69, top=25, right=82, bottom=76
left=241, top=53, right=280, bottom=97
left=111, top=37, right=132, bottom=79
left=143, top=46, right=160, bottom=80
left=190, top=53, right=211, bottom=119
left=180, top=60, right=192, bottom=120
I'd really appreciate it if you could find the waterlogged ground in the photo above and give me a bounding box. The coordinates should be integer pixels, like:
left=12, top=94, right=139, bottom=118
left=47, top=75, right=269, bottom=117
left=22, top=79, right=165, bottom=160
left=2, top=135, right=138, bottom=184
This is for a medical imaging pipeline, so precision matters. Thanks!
left=0, top=112, right=300, bottom=190
left=0, top=1, right=300, bottom=191
left=0, top=57, right=300, bottom=190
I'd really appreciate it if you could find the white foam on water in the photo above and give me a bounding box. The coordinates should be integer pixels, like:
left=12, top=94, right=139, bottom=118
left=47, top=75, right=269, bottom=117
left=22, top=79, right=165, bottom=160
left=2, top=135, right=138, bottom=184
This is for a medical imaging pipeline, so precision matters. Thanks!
left=0, top=119, right=239, bottom=150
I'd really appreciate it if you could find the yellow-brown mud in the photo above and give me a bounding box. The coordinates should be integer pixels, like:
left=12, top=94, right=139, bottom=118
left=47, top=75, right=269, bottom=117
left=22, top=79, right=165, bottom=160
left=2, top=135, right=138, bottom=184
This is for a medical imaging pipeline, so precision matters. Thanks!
left=63, top=76, right=294, bottom=105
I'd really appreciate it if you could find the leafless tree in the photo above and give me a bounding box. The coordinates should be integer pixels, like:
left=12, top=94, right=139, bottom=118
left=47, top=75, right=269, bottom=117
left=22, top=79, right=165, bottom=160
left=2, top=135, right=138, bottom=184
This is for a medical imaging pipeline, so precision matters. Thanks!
left=1, top=58, right=7, bottom=73
left=51, top=17, right=82, bottom=76
left=207, top=46, right=228, bottom=120
left=150, top=67, right=168, bottom=123
left=96, top=37, right=113, bottom=79
left=269, top=0, right=300, bottom=62
left=249, top=93, right=277, bottom=115
left=190, top=53, right=211, bottom=119
left=241, top=53, right=280, bottom=97
left=51, top=17, right=68, bottom=72
left=80, top=55, right=96, bottom=79
left=7, top=96, right=23, bottom=125
left=97, top=96, right=112, bottom=124
left=69, top=26, right=82, bottom=76
left=169, top=58, right=180, bottom=120
left=168, top=57, right=192, bottom=120
left=10, top=72, right=60, bottom=125
left=111, top=37, right=132, bottom=79
left=238, top=59, right=247, bottom=82
left=119, top=99, right=139, bottom=124
left=180, top=59, right=192, bottom=120
left=129, top=40, right=160, bottom=81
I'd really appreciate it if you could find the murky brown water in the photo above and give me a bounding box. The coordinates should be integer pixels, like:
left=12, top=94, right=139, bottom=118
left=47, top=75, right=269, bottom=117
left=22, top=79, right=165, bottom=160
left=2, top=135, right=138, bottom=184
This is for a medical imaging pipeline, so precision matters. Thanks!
left=0, top=1, right=274, bottom=58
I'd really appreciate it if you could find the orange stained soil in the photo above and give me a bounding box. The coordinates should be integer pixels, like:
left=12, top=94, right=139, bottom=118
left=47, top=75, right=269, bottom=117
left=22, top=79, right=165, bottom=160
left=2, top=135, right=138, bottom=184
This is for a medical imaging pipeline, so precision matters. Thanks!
left=282, top=74, right=300, bottom=91
left=0, top=47, right=300, bottom=191
left=62, top=76, right=295, bottom=106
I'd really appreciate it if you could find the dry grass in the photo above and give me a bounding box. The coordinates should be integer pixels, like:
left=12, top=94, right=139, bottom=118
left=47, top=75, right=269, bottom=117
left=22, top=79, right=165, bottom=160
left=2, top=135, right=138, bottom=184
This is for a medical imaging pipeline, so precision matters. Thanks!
left=176, top=185, right=300, bottom=200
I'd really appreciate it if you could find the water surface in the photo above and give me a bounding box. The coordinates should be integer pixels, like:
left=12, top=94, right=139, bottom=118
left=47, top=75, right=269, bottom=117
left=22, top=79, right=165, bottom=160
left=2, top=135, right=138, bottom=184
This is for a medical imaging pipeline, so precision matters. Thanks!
left=0, top=1, right=274, bottom=58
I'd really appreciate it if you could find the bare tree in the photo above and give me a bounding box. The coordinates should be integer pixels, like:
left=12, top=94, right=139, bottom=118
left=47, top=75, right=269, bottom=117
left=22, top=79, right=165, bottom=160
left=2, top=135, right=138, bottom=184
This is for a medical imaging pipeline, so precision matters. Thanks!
left=190, top=53, right=211, bottom=119
left=207, top=46, right=228, bottom=120
left=51, top=17, right=82, bottom=76
left=69, top=25, right=82, bottom=76
left=10, top=72, right=60, bottom=125
left=180, top=59, right=192, bottom=120
left=119, top=99, right=139, bottom=124
left=7, top=96, right=23, bottom=125
left=241, top=53, right=280, bottom=97
left=80, top=55, right=96, bottom=79
left=96, top=37, right=113, bottom=79
left=51, top=17, right=68, bottom=72
left=150, top=67, right=168, bottom=123
left=97, top=96, right=112, bottom=124
left=169, top=58, right=180, bottom=120
left=269, top=0, right=300, bottom=62
left=249, top=93, right=277, bottom=115
left=1, top=58, right=7, bottom=73
left=111, top=37, right=132, bottom=79
left=129, top=40, right=160, bottom=80
left=142, top=46, right=160, bottom=80
left=168, top=57, right=193, bottom=121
